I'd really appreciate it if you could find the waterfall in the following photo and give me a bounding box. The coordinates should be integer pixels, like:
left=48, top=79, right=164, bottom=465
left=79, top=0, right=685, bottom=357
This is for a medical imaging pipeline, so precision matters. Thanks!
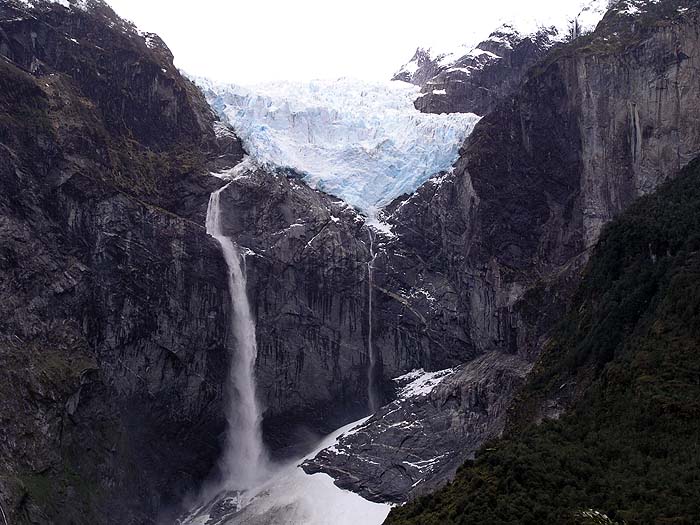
left=206, top=183, right=267, bottom=489
left=366, top=227, right=379, bottom=413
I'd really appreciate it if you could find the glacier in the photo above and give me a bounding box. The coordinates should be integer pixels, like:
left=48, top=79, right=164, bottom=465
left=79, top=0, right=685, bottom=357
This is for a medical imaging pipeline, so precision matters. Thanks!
left=197, top=78, right=481, bottom=217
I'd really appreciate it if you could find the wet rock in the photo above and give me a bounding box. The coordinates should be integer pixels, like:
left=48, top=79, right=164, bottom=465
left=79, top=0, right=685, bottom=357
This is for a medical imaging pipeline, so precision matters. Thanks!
left=303, top=353, right=531, bottom=502
left=0, top=1, right=242, bottom=522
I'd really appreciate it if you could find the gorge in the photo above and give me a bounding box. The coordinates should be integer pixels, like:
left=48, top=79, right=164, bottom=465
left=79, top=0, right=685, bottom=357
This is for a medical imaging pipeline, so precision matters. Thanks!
left=1, top=0, right=699, bottom=524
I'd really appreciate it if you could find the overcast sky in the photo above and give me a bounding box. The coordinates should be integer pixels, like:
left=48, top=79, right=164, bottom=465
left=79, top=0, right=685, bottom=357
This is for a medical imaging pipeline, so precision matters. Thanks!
left=105, top=0, right=590, bottom=84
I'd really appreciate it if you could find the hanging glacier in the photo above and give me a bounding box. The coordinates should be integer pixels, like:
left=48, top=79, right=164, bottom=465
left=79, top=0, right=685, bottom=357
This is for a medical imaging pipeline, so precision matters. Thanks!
left=196, top=78, right=481, bottom=217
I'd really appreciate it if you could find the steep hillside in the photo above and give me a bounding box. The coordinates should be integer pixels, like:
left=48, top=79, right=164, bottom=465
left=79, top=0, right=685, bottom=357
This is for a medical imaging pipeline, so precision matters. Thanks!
left=386, top=156, right=700, bottom=525
left=0, top=0, right=243, bottom=522
left=390, top=0, right=700, bottom=364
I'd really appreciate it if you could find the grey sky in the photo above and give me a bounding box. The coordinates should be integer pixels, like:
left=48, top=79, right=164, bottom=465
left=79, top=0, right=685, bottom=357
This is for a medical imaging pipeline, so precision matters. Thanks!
left=105, top=0, right=592, bottom=84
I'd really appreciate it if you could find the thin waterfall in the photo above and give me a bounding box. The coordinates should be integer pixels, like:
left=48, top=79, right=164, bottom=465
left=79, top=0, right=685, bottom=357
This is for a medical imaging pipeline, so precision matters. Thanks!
left=366, top=227, right=379, bottom=413
left=206, top=183, right=267, bottom=489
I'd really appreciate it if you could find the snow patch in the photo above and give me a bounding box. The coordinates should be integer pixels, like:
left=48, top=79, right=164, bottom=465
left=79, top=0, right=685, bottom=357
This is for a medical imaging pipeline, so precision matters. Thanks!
left=16, top=0, right=89, bottom=10
left=468, top=48, right=501, bottom=59
left=394, top=368, right=456, bottom=399
left=617, top=0, right=660, bottom=16
left=447, top=67, right=472, bottom=74
left=398, top=0, right=612, bottom=76
left=403, top=453, right=451, bottom=472
left=143, top=33, right=160, bottom=49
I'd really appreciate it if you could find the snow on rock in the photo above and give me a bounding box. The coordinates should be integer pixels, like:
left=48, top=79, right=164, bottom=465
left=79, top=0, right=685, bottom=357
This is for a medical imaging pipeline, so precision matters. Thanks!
left=575, top=0, right=612, bottom=33
left=180, top=417, right=391, bottom=525
left=15, top=0, right=89, bottom=9
left=303, top=353, right=532, bottom=503
left=197, top=78, right=481, bottom=217
left=394, top=368, right=457, bottom=399
left=616, top=0, right=661, bottom=17
left=396, top=0, right=612, bottom=82
left=488, top=0, right=611, bottom=42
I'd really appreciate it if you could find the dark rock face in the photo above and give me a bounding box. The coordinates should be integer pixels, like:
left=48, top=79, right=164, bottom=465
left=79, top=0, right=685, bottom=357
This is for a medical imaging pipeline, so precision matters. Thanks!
left=303, top=353, right=531, bottom=503
left=392, top=47, right=445, bottom=87
left=415, top=26, right=560, bottom=116
left=215, top=166, right=474, bottom=454
left=0, top=0, right=213, bottom=152
left=0, top=1, right=244, bottom=523
left=254, top=0, right=700, bottom=503
left=389, top=0, right=700, bottom=364
left=214, top=165, right=372, bottom=453
left=202, top=1, right=700, bottom=503
left=2, top=0, right=700, bottom=521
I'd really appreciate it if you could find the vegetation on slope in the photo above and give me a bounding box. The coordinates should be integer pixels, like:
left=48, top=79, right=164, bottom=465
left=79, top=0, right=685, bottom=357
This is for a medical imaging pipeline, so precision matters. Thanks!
left=386, top=158, right=700, bottom=524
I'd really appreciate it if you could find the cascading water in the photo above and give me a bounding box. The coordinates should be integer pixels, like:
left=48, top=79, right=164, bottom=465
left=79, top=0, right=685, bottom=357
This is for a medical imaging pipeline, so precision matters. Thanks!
left=205, top=183, right=267, bottom=489
left=181, top=180, right=391, bottom=525
left=366, top=227, right=379, bottom=413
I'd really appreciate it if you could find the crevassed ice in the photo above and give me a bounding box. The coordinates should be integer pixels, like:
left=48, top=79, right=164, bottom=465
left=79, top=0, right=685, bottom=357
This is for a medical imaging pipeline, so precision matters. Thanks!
left=199, top=78, right=481, bottom=217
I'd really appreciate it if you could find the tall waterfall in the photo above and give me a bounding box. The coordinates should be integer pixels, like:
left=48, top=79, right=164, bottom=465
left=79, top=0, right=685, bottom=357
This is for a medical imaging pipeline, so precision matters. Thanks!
left=206, top=183, right=267, bottom=489
left=366, top=227, right=379, bottom=413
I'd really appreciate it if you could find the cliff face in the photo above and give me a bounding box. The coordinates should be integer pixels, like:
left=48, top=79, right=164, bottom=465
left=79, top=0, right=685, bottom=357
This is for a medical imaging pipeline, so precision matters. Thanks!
left=0, top=1, right=244, bottom=522
left=2, top=0, right=700, bottom=521
left=392, top=47, right=445, bottom=87
left=214, top=165, right=475, bottom=453
left=390, top=0, right=700, bottom=364
left=413, top=26, right=559, bottom=116
left=268, top=0, right=700, bottom=503
left=386, top=155, right=700, bottom=525
left=303, top=353, right=531, bottom=503
left=198, top=0, right=700, bottom=500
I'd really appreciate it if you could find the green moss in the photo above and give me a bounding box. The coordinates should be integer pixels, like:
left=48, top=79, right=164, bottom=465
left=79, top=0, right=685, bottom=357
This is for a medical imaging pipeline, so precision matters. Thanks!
left=18, top=463, right=104, bottom=525
left=0, top=60, right=53, bottom=148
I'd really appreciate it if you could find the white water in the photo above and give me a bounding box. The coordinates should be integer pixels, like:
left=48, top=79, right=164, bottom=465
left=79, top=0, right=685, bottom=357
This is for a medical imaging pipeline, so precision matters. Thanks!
left=366, top=227, right=379, bottom=413
left=205, top=184, right=268, bottom=489
left=0, top=500, right=8, bottom=525
left=182, top=418, right=392, bottom=525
